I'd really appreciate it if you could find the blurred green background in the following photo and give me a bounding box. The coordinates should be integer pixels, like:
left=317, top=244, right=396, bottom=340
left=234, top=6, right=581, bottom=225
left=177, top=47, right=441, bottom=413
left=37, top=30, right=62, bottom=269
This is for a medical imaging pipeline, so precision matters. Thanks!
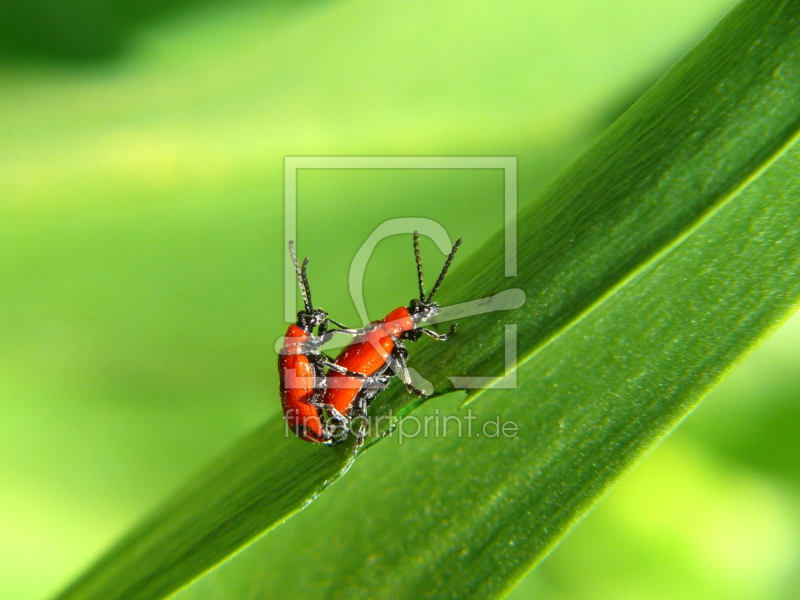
left=3, top=0, right=799, bottom=598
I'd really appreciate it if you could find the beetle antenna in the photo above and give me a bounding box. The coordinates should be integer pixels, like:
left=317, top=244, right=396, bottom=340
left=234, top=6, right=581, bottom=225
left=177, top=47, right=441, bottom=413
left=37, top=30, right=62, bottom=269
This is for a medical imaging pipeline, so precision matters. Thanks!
left=288, top=239, right=312, bottom=312
left=413, top=231, right=425, bottom=301
left=426, top=238, right=462, bottom=303
left=301, top=257, right=313, bottom=310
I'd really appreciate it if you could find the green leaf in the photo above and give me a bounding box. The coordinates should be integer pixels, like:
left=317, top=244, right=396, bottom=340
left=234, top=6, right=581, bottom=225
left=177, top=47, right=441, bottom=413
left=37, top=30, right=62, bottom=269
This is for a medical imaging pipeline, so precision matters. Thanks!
left=56, top=0, right=800, bottom=598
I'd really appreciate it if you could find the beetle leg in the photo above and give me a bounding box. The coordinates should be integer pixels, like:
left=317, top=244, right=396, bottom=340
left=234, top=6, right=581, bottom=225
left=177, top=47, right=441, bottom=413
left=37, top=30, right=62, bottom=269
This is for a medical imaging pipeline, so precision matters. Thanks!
left=320, top=360, right=369, bottom=379
left=388, top=342, right=427, bottom=398
left=318, top=403, right=350, bottom=445
left=321, top=319, right=368, bottom=344
left=419, top=324, right=458, bottom=341
left=352, top=393, right=371, bottom=450
left=325, top=318, right=364, bottom=336
left=314, top=325, right=361, bottom=348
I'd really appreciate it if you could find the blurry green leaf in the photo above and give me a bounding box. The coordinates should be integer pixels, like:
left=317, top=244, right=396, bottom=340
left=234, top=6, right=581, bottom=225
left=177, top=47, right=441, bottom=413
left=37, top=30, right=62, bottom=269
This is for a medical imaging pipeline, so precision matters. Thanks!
left=0, top=0, right=236, bottom=59
left=56, top=0, right=800, bottom=598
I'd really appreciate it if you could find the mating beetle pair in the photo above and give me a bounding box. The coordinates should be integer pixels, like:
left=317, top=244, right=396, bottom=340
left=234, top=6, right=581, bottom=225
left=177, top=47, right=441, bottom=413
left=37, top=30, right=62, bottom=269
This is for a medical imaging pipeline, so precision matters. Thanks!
left=279, top=232, right=462, bottom=447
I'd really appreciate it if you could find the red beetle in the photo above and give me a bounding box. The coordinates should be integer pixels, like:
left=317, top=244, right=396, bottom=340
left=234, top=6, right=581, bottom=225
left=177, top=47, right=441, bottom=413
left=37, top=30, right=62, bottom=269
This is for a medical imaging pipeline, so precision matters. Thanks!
left=279, top=240, right=362, bottom=443
left=323, top=232, right=462, bottom=444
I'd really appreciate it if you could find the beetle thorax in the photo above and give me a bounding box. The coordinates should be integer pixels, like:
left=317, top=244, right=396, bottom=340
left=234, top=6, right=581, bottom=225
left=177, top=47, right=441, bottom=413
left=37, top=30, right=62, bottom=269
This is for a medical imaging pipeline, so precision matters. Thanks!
left=408, top=298, right=439, bottom=324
